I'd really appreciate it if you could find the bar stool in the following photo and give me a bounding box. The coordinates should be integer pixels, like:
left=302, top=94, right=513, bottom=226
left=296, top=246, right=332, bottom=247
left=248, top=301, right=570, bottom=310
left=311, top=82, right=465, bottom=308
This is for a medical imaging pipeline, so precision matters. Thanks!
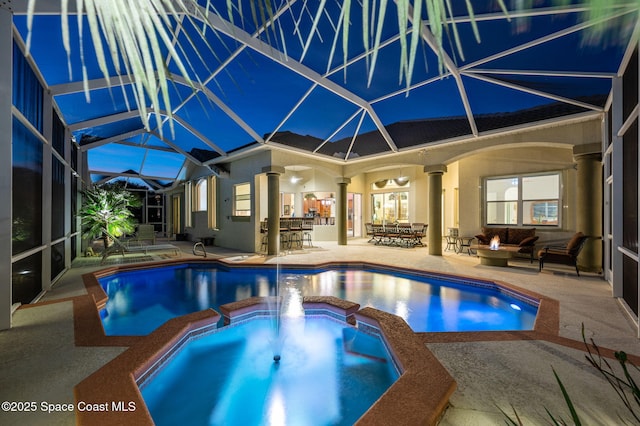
left=279, top=219, right=291, bottom=250
left=289, top=219, right=303, bottom=249
left=302, top=219, right=314, bottom=247
left=260, top=220, right=269, bottom=252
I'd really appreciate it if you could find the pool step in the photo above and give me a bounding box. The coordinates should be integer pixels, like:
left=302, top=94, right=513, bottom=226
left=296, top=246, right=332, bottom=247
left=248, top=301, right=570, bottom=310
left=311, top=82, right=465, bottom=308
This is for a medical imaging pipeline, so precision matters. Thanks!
left=342, top=328, right=388, bottom=363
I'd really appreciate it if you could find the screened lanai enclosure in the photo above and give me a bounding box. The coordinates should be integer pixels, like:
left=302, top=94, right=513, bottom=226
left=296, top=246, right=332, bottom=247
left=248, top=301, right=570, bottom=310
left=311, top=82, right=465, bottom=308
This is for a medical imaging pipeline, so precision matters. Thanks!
left=4, top=1, right=640, bottom=331
left=12, top=1, right=635, bottom=187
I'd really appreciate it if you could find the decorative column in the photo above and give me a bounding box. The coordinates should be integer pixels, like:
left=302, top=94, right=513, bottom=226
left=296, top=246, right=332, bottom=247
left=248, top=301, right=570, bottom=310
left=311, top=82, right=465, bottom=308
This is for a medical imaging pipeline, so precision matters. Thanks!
left=0, top=6, right=12, bottom=330
left=262, top=166, right=285, bottom=256
left=425, top=165, right=447, bottom=256
left=573, top=143, right=603, bottom=273
left=336, top=178, right=351, bottom=245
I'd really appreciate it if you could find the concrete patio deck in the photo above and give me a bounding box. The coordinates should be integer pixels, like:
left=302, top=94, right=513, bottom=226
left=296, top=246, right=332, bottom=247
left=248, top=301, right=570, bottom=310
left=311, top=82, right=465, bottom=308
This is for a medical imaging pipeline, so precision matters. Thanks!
left=1, top=238, right=638, bottom=425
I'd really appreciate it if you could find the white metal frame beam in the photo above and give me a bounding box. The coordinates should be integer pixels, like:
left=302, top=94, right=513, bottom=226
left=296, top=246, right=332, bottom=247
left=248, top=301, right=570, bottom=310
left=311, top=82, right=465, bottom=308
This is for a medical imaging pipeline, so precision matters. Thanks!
left=89, top=170, right=176, bottom=182
left=113, top=140, right=177, bottom=153
left=68, top=110, right=141, bottom=131
left=170, top=75, right=264, bottom=144
left=440, top=3, right=636, bottom=25
left=190, top=3, right=398, bottom=153
left=467, top=69, right=616, bottom=79
left=463, top=72, right=604, bottom=111
left=461, top=8, right=636, bottom=72
left=79, top=128, right=147, bottom=151
left=403, top=2, right=478, bottom=137
left=148, top=130, right=204, bottom=166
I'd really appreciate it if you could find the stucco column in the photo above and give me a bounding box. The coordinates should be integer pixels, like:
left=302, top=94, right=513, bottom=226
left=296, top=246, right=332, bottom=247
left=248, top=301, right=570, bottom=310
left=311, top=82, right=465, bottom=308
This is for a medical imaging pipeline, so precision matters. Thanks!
left=573, top=144, right=603, bottom=273
left=336, top=178, right=351, bottom=245
left=262, top=166, right=285, bottom=256
left=425, top=165, right=447, bottom=256
left=0, top=7, right=12, bottom=330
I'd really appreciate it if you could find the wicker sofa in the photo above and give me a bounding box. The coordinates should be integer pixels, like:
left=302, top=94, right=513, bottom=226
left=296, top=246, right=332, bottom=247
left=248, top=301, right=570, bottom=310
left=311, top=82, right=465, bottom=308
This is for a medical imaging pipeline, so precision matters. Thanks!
left=474, top=227, right=539, bottom=262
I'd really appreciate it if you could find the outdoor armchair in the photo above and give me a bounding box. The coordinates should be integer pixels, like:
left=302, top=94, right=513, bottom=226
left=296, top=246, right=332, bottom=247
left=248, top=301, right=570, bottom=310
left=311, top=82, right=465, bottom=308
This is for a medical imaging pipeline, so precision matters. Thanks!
left=537, top=232, right=589, bottom=276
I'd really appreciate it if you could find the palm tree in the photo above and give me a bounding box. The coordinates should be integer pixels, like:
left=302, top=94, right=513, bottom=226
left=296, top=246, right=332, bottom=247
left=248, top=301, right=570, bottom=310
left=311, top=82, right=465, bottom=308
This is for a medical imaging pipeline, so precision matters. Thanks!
left=80, top=185, right=141, bottom=249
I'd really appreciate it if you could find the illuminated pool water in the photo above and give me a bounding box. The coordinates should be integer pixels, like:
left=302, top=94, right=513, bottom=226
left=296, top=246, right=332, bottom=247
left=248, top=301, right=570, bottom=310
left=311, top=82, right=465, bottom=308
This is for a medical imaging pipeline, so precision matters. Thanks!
left=98, top=263, right=537, bottom=335
left=140, top=316, right=399, bottom=426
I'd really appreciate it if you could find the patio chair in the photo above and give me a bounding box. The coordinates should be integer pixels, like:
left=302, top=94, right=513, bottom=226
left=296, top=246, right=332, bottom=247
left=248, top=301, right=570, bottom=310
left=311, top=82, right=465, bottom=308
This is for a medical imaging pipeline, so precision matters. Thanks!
left=365, top=223, right=375, bottom=242
left=372, top=224, right=387, bottom=245
left=101, top=234, right=180, bottom=264
left=134, top=224, right=156, bottom=245
left=411, top=223, right=426, bottom=247
left=398, top=223, right=415, bottom=248
left=538, top=232, right=589, bottom=276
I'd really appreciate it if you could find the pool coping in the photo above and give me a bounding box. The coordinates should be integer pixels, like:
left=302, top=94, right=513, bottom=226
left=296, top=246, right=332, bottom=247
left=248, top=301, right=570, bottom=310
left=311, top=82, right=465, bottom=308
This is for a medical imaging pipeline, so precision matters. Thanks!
left=75, top=297, right=457, bottom=426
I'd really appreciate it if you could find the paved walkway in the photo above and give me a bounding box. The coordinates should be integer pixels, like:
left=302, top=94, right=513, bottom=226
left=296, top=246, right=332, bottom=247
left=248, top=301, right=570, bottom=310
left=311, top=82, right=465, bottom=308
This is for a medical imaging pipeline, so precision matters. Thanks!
left=1, top=239, right=638, bottom=425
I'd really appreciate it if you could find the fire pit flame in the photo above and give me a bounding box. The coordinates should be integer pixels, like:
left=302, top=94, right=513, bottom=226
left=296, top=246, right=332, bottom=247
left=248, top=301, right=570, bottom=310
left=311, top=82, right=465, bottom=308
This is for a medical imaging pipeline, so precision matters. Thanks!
left=489, top=236, right=500, bottom=250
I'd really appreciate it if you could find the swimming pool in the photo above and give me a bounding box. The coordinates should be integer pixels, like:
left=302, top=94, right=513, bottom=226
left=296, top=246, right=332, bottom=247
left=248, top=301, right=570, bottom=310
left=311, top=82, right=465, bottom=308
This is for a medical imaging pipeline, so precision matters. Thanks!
left=97, top=262, right=538, bottom=335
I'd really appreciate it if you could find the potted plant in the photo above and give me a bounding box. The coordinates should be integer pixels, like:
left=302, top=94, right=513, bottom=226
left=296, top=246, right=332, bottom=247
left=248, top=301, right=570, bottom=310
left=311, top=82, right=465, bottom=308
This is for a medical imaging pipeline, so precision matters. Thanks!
left=79, top=184, right=141, bottom=249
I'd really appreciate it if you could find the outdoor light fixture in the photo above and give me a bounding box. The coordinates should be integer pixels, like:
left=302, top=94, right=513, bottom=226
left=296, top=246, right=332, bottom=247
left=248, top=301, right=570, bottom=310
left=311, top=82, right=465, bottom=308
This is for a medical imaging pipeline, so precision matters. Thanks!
left=394, top=176, right=409, bottom=186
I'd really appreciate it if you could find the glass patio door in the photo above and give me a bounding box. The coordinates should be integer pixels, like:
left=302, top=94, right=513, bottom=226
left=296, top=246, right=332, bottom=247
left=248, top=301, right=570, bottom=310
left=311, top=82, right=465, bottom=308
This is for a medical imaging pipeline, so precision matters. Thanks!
left=371, top=192, right=409, bottom=224
left=348, top=193, right=362, bottom=237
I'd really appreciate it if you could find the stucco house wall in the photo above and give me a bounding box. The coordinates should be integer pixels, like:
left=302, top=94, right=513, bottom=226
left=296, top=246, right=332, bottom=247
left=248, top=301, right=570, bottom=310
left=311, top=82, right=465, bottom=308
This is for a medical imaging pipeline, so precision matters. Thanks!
left=456, top=145, right=578, bottom=246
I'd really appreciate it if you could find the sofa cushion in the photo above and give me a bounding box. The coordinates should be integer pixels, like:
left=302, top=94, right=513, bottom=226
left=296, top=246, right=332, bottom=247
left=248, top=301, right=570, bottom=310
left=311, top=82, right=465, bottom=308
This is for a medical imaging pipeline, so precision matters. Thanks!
left=475, top=234, right=490, bottom=244
left=518, top=235, right=539, bottom=247
left=507, top=228, right=536, bottom=245
left=482, top=227, right=508, bottom=244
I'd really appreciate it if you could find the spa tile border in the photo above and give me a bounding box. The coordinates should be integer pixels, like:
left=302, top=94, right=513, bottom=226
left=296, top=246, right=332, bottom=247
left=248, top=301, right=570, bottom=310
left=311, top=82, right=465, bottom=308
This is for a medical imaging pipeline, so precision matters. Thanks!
left=219, top=295, right=360, bottom=325
left=74, top=309, right=220, bottom=426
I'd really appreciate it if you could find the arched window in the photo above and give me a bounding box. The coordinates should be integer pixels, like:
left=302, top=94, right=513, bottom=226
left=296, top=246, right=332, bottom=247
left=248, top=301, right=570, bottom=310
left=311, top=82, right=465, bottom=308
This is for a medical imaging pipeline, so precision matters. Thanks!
left=195, top=179, right=207, bottom=211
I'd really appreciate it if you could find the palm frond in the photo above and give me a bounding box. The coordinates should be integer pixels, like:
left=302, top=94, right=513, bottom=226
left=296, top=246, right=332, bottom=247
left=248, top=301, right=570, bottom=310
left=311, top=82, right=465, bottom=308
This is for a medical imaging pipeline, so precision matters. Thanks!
left=27, top=0, right=634, bottom=142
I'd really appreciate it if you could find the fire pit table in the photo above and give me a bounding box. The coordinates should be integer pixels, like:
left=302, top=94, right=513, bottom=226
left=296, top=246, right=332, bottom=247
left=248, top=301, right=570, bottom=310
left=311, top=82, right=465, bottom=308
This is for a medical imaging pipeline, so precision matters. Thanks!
left=474, top=245, right=521, bottom=267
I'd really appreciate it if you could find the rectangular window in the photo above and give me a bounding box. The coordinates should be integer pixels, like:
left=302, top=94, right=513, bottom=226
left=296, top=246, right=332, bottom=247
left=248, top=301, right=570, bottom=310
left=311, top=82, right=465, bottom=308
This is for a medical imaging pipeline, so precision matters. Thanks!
left=523, top=174, right=560, bottom=226
left=12, top=116, right=43, bottom=255
left=486, top=177, right=518, bottom=225
left=623, top=120, right=638, bottom=253
left=234, top=183, right=251, bottom=217
left=52, top=110, right=65, bottom=156
left=485, top=173, right=560, bottom=227
left=12, top=252, right=42, bottom=304
left=13, top=42, right=43, bottom=133
left=71, top=170, right=78, bottom=234
left=51, top=240, right=65, bottom=280
left=371, top=191, right=409, bottom=223
left=51, top=157, right=66, bottom=240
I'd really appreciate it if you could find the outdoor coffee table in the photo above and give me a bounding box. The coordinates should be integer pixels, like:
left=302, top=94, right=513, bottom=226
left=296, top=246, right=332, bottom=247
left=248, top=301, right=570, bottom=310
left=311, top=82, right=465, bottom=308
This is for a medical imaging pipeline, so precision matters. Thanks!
left=474, top=245, right=521, bottom=267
